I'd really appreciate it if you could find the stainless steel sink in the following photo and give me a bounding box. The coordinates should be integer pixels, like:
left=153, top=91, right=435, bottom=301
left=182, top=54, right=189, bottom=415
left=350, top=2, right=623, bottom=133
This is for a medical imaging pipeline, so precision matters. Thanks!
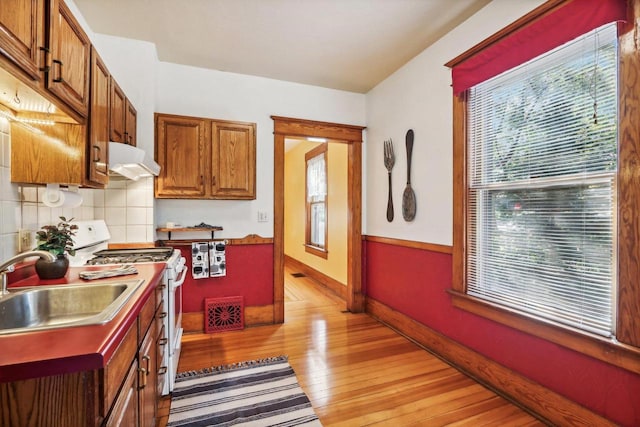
left=0, top=279, right=144, bottom=334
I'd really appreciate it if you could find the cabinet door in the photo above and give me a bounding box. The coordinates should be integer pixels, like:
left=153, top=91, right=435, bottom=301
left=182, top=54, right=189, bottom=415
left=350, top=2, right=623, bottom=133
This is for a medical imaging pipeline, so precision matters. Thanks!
left=155, top=114, right=209, bottom=198
left=125, top=99, right=137, bottom=146
left=88, top=47, right=109, bottom=186
left=211, top=121, right=256, bottom=199
left=0, top=0, right=45, bottom=80
left=46, top=0, right=90, bottom=118
left=110, top=77, right=126, bottom=142
left=105, top=360, right=138, bottom=427
left=138, top=320, right=157, bottom=427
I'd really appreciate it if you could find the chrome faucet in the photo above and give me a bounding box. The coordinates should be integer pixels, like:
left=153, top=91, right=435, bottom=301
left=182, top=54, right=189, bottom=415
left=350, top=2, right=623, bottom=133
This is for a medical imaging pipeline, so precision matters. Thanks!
left=0, top=251, right=56, bottom=297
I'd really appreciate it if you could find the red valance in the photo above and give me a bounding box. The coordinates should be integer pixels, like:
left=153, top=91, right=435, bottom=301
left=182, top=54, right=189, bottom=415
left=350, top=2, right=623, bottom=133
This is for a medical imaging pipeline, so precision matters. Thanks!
left=451, top=0, right=627, bottom=95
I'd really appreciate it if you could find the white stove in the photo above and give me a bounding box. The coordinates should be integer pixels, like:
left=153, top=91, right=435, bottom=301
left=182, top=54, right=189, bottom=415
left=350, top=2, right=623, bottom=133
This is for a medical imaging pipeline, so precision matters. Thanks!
left=70, top=220, right=187, bottom=396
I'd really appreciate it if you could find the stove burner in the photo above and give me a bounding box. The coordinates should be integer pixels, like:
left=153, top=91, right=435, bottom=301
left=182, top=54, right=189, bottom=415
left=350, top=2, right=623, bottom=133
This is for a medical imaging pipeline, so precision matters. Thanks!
left=85, top=247, right=176, bottom=265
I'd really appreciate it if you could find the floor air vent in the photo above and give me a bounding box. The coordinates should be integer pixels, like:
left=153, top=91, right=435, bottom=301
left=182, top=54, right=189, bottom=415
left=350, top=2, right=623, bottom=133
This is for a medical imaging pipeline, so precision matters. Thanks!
left=205, top=296, right=244, bottom=333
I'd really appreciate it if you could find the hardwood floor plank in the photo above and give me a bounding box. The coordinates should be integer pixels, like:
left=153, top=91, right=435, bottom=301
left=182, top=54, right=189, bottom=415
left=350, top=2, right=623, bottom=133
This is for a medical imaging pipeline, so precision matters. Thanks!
left=157, top=265, right=544, bottom=426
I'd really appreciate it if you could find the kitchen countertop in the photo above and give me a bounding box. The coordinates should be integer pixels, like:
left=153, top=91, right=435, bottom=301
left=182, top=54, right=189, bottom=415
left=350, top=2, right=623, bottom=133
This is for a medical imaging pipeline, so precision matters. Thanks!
left=0, top=263, right=165, bottom=383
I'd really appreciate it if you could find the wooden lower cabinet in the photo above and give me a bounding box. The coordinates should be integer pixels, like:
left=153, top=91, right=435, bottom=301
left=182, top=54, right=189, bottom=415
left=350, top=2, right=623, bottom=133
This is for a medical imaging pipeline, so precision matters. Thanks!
left=105, top=359, right=138, bottom=427
left=138, top=320, right=157, bottom=427
left=0, top=294, right=160, bottom=427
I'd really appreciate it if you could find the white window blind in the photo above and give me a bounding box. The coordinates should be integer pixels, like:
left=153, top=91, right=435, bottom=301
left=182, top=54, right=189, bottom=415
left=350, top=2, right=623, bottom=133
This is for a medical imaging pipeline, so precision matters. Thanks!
left=307, top=151, right=327, bottom=249
left=307, top=154, right=326, bottom=202
left=467, top=23, right=617, bottom=337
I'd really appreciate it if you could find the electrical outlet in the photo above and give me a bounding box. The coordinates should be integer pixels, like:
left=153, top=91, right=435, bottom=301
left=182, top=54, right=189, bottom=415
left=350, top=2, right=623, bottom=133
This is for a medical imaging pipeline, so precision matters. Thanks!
left=257, top=211, right=268, bottom=222
left=18, top=229, right=32, bottom=252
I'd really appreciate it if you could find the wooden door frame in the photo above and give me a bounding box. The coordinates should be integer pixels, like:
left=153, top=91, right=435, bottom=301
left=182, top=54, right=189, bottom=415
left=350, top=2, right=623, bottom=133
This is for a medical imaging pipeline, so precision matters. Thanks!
left=272, top=116, right=366, bottom=323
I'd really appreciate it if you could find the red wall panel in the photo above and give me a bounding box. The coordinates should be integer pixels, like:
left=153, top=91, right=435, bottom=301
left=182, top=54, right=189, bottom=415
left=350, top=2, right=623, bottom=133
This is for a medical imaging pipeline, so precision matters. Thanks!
left=179, top=244, right=273, bottom=313
left=365, top=240, right=640, bottom=426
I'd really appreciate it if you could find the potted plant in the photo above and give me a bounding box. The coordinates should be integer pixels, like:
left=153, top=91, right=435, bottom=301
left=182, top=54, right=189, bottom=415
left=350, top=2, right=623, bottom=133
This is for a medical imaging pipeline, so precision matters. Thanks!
left=34, top=216, right=78, bottom=279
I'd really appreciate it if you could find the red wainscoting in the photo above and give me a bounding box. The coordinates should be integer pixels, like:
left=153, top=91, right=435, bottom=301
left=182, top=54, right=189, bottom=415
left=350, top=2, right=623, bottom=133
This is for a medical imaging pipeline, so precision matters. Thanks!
left=178, top=244, right=274, bottom=313
left=364, top=240, right=640, bottom=427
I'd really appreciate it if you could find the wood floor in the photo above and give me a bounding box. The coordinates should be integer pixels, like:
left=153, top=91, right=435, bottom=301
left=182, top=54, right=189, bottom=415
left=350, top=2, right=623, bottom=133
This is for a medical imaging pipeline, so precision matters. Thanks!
left=158, top=267, right=545, bottom=426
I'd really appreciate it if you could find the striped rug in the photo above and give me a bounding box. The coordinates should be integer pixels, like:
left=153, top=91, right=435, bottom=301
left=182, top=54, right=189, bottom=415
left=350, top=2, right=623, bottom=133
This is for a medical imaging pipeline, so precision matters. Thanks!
left=167, top=355, right=322, bottom=426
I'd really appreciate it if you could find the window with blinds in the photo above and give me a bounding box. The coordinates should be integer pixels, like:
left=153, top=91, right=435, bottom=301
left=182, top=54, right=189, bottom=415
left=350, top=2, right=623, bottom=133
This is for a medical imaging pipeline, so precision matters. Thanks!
left=305, top=144, right=328, bottom=255
left=467, top=23, right=618, bottom=337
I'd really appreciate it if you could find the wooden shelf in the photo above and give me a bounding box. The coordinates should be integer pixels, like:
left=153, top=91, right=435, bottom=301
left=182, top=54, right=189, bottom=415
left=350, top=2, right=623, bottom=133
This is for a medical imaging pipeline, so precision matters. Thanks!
left=156, top=226, right=223, bottom=241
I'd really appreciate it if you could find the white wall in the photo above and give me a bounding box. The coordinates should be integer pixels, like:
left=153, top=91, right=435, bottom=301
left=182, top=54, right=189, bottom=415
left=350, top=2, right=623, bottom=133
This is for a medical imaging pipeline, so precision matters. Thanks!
left=364, top=0, right=545, bottom=246
left=154, top=63, right=366, bottom=239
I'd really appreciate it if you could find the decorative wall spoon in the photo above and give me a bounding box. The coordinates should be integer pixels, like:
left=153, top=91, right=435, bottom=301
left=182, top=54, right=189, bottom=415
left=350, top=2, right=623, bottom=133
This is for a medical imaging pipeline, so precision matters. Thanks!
left=402, top=129, right=416, bottom=221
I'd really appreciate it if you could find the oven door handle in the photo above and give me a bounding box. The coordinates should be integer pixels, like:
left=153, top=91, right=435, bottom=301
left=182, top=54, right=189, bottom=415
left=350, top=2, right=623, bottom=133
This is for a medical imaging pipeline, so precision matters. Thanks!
left=173, top=265, right=188, bottom=288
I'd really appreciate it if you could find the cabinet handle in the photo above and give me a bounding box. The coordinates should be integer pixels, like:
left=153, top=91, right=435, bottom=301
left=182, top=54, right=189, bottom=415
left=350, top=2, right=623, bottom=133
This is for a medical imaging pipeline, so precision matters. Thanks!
left=92, top=145, right=101, bottom=162
left=39, top=47, right=51, bottom=72
left=143, top=355, right=151, bottom=376
left=157, top=284, right=167, bottom=290
left=138, top=366, right=147, bottom=389
left=158, top=366, right=167, bottom=375
left=212, top=175, right=216, bottom=186
left=138, top=354, right=150, bottom=389
left=158, top=312, right=167, bottom=319
left=159, top=337, right=168, bottom=346
left=52, top=59, right=64, bottom=83
left=123, top=131, right=129, bottom=144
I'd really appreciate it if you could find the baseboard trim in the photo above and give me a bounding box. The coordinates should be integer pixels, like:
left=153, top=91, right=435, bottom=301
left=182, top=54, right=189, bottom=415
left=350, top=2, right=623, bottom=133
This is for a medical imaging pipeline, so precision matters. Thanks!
left=365, top=297, right=616, bottom=427
left=183, top=304, right=275, bottom=333
left=284, top=255, right=347, bottom=300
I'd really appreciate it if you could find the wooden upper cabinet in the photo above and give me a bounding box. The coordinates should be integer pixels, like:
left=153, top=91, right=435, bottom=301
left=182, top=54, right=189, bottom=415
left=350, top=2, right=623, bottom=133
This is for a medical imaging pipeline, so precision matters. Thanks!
left=10, top=44, right=107, bottom=188
left=110, top=77, right=137, bottom=146
left=125, top=100, right=137, bottom=146
left=88, top=47, right=109, bottom=186
left=155, top=114, right=208, bottom=198
left=46, top=0, right=90, bottom=118
left=10, top=120, right=90, bottom=185
left=0, top=0, right=45, bottom=80
left=211, top=121, right=256, bottom=199
left=110, top=77, right=126, bottom=142
left=155, top=113, right=256, bottom=200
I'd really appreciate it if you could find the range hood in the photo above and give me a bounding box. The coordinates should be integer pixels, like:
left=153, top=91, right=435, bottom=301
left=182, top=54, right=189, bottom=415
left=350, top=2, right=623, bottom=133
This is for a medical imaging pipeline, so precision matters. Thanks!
left=108, top=142, right=160, bottom=181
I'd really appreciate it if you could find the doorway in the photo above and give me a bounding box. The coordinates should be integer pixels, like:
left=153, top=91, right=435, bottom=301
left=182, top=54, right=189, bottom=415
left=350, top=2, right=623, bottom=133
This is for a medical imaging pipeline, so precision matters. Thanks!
left=272, top=116, right=366, bottom=323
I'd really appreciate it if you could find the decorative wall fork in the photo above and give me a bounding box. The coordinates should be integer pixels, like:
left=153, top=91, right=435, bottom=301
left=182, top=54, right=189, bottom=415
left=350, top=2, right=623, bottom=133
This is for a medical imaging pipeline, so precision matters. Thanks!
left=384, top=139, right=395, bottom=222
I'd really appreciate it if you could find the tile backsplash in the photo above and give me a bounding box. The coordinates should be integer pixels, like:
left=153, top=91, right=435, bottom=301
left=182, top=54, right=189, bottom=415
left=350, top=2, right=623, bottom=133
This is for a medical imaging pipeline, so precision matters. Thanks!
left=0, top=117, right=155, bottom=261
left=93, top=177, right=155, bottom=243
left=0, top=117, right=19, bottom=261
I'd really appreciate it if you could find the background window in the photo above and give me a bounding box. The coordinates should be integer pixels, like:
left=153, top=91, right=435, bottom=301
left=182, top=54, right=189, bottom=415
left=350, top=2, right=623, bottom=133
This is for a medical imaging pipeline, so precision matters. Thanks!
left=305, top=144, right=327, bottom=257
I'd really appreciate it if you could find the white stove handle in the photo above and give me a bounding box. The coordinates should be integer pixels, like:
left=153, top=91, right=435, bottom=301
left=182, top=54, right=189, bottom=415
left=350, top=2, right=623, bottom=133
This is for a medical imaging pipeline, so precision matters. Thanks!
left=173, top=263, right=188, bottom=288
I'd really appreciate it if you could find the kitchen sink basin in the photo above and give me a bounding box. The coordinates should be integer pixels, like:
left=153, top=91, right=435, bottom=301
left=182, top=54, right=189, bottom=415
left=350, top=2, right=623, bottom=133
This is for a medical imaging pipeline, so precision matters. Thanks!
left=0, top=279, right=144, bottom=335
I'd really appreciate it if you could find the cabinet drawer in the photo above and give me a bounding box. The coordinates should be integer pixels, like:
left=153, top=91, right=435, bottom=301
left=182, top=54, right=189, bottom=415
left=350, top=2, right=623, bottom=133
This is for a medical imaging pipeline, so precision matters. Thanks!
left=155, top=282, right=166, bottom=310
left=138, top=294, right=155, bottom=343
left=103, top=321, right=137, bottom=417
left=156, top=304, right=167, bottom=334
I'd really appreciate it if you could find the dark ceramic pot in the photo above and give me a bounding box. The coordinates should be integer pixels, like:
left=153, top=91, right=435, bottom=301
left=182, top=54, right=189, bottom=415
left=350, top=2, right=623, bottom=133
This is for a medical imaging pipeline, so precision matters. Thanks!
left=35, top=254, right=69, bottom=280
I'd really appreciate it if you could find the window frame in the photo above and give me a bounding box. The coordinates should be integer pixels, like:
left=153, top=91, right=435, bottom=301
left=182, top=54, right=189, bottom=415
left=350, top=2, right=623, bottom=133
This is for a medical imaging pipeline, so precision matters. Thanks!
left=448, top=0, right=640, bottom=375
left=305, top=143, right=328, bottom=259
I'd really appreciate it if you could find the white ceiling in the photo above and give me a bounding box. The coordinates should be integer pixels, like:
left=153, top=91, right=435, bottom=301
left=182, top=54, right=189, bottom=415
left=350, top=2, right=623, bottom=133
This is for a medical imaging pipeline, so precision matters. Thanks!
left=73, top=0, right=491, bottom=93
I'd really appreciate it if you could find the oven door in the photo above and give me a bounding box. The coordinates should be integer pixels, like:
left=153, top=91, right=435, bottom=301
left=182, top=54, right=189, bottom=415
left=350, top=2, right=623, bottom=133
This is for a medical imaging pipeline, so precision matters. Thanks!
left=167, top=259, right=188, bottom=392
